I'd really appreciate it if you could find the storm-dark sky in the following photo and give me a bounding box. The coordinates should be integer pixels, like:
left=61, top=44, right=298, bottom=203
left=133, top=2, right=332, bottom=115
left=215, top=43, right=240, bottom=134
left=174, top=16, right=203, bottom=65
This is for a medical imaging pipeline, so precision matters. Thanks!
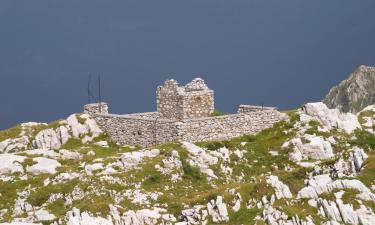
left=1, top=0, right=375, bottom=129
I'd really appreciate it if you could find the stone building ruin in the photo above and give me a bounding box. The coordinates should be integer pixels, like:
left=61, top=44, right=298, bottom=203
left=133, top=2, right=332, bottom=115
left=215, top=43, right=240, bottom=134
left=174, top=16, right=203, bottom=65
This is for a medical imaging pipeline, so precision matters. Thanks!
left=84, top=78, right=285, bottom=147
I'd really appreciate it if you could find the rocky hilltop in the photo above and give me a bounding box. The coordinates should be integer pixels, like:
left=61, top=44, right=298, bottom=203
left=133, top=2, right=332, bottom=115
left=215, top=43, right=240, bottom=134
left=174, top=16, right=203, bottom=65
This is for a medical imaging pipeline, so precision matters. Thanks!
left=0, top=101, right=375, bottom=225
left=324, top=65, right=375, bottom=113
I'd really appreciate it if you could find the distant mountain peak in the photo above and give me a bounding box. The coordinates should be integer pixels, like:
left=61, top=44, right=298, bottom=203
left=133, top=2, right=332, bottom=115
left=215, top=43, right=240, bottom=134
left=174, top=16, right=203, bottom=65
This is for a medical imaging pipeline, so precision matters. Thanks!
left=323, top=65, right=375, bottom=113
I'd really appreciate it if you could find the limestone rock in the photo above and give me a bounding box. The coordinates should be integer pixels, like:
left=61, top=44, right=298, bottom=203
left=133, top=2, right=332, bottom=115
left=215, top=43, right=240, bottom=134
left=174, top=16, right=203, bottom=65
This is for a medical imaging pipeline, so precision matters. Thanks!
left=0, top=154, right=26, bottom=174
left=34, top=209, right=55, bottom=221
left=298, top=175, right=375, bottom=201
left=206, top=196, right=229, bottom=223
left=0, top=136, right=29, bottom=153
left=26, top=157, right=61, bottom=175
left=334, top=147, right=368, bottom=177
left=32, top=128, right=66, bottom=150
left=302, top=102, right=360, bottom=133
left=120, top=149, right=160, bottom=170
left=324, top=65, right=375, bottom=113
left=285, top=135, right=334, bottom=162
left=266, top=175, right=293, bottom=199
left=182, top=142, right=218, bottom=179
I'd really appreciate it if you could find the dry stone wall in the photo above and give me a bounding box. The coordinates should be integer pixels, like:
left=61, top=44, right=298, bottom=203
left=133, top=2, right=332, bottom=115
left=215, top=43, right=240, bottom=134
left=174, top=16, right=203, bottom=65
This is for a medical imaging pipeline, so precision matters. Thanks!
left=86, top=103, right=286, bottom=147
left=91, top=113, right=178, bottom=147
left=177, top=109, right=285, bottom=143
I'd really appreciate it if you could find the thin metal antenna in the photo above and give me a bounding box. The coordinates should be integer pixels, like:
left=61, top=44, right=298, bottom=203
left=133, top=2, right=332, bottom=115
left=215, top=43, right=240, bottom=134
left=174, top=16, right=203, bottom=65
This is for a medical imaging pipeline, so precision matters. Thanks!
left=98, top=75, right=102, bottom=113
left=88, top=74, right=92, bottom=104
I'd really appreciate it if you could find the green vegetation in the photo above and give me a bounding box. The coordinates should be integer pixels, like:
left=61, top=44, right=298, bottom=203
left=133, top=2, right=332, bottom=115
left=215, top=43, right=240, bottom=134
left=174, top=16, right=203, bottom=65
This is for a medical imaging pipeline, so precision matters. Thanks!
left=209, top=109, right=226, bottom=117
left=27, top=179, right=79, bottom=207
left=0, top=125, right=21, bottom=142
left=76, top=114, right=87, bottom=124
left=349, top=130, right=375, bottom=150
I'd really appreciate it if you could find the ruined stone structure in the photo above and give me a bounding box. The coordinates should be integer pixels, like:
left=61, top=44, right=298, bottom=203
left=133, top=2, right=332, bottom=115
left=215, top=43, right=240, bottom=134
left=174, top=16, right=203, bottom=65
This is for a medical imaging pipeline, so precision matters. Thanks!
left=157, top=78, right=214, bottom=119
left=84, top=78, right=286, bottom=147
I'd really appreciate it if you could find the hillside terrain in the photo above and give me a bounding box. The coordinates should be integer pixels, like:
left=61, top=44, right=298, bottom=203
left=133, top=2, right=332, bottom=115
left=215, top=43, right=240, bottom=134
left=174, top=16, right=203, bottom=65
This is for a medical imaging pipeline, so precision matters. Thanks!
left=0, top=101, right=375, bottom=225
left=324, top=65, right=375, bottom=113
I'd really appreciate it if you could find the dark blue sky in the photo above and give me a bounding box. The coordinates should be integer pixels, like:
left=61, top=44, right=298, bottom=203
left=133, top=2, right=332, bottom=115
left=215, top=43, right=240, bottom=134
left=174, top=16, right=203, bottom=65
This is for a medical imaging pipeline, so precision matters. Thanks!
left=1, top=0, right=375, bottom=129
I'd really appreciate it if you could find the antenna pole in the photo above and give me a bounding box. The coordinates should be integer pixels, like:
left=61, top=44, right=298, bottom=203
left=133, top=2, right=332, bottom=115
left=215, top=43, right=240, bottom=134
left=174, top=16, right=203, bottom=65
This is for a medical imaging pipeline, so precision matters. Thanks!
left=98, top=75, right=102, bottom=113
left=88, top=74, right=92, bottom=104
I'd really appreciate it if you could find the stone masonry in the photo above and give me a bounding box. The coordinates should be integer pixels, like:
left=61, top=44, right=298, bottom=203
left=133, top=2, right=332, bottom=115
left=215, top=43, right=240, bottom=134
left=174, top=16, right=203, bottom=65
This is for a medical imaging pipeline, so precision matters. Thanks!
left=156, top=78, right=214, bottom=120
left=84, top=78, right=286, bottom=147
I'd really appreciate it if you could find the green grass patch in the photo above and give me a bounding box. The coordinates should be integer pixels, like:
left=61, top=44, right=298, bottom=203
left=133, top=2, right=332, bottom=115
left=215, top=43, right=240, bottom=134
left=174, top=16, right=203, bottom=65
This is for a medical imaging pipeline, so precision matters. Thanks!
left=0, top=125, right=21, bottom=142
left=27, top=179, right=79, bottom=207
left=349, top=130, right=375, bottom=150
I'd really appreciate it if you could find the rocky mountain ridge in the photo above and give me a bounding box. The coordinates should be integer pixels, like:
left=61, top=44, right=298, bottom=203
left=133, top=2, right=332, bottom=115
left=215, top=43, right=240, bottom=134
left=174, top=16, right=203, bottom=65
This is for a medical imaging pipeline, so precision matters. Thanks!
left=0, top=101, right=374, bottom=225
left=324, top=65, right=375, bottom=113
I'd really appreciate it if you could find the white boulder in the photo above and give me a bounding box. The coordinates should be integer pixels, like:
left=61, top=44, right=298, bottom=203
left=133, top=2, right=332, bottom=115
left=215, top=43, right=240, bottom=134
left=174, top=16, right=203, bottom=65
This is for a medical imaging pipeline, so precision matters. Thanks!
left=302, top=102, right=360, bottom=133
left=0, top=154, right=26, bottom=174
left=34, top=209, right=55, bottom=221
left=0, top=136, right=29, bottom=153
left=32, top=128, right=66, bottom=150
left=182, top=142, right=218, bottom=179
left=121, top=149, right=160, bottom=170
left=206, top=196, right=229, bottom=223
left=334, top=147, right=368, bottom=177
left=26, top=157, right=61, bottom=174
left=285, top=135, right=334, bottom=162
left=266, top=175, right=293, bottom=199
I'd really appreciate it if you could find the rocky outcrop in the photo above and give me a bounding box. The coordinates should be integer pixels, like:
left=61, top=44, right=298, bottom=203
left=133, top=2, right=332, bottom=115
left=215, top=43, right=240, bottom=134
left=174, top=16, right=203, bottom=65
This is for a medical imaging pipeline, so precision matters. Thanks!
left=26, top=157, right=61, bottom=175
left=32, top=114, right=103, bottom=150
left=120, top=149, right=160, bottom=171
left=0, top=154, right=26, bottom=174
left=66, top=206, right=176, bottom=225
left=301, top=102, right=361, bottom=133
left=0, top=136, right=29, bottom=153
left=334, top=147, right=368, bottom=178
left=32, top=127, right=69, bottom=150
left=266, top=175, right=293, bottom=199
left=182, top=142, right=219, bottom=179
left=298, top=175, right=375, bottom=201
left=206, top=196, right=229, bottom=223
left=318, top=195, right=375, bottom=225
left=262, top=205, right=315, bottom=225
left=283, top=135, right=334, bottom=162
left=324, top=65, right=375, bottom=113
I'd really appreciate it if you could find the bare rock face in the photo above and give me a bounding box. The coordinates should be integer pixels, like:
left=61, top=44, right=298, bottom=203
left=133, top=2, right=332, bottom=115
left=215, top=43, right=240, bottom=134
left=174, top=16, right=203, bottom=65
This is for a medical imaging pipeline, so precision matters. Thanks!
left=302, top=102, right=361, bottom=133
left=324, top=65, right=375, bottom=113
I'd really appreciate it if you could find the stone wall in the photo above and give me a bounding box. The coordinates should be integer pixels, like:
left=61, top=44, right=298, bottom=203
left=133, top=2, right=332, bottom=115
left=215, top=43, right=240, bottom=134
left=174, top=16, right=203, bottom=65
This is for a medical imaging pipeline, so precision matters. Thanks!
left=92, top=113, right=178, bottom=147
left=84, top=102, right=109, bottom=115
left=238, top=105, right=277, bottom=113
left=177, top=109, right=285, bottom=143
left=86, top=104, right=286, bottom=147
